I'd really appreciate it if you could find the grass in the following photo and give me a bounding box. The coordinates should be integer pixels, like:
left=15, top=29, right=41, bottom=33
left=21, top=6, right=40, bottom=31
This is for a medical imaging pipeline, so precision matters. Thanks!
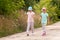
left=0, top=11, right=58, bottom=38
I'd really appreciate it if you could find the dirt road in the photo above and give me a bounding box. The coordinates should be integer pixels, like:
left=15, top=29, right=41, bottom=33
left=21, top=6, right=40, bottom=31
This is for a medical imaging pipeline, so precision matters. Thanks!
left=0, top=22, right=60, bottom=40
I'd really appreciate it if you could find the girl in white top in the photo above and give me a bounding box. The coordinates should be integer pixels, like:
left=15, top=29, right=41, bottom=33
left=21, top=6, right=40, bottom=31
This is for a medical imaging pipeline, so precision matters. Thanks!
left=26, top=6, right=35, bottom=36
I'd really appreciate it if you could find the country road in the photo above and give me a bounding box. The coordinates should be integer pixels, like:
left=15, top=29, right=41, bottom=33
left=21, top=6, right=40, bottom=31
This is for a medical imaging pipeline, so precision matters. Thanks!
left=0, top=22, right=60, bottom=40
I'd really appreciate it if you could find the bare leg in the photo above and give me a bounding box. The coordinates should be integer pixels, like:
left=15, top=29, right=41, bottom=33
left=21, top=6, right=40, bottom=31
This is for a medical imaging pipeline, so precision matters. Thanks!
left=42, top=23, right=46, bottom=36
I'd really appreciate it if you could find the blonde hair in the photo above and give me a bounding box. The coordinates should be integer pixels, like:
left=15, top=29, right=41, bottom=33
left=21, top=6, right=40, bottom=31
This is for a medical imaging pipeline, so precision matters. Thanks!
left=41, top=7, right=46, bottom=12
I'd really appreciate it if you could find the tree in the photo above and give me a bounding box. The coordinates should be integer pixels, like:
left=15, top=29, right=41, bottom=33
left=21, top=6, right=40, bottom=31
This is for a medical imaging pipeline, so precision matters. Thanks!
left=0, top=0, right=24, bottom=17
left=51, top=0, right=60, bottom=19
left=24, top=0, right=40, bottom=10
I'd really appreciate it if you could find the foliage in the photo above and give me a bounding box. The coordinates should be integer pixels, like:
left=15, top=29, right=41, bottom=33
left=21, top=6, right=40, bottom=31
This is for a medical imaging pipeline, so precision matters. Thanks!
left=51, top=0, right=60, bottom=18
left=34, top=0, right=60, bottom=23
left=0, top=0, right=60, bottom=37
left=24, top=0, right=40, bottom=10
left=0, top=0, right=24, bottom=17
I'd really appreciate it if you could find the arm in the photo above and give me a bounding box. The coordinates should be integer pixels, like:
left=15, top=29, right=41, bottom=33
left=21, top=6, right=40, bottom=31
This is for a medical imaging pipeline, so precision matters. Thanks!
left=40, top=15, right=42, bottom=19
left=47, top=14, right=50, bottom=24
left=40, top=13, right=42, bottom=20
left=39, top=14, right=42, bottom=24
left=32, top=12, right=35, bottom=19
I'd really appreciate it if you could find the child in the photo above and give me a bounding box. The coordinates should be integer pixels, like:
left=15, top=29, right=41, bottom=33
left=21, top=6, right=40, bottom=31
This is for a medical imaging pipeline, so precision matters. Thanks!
left=40, top=7, right=49, bottom=36
left=26, top=6, right=35, bottom=36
